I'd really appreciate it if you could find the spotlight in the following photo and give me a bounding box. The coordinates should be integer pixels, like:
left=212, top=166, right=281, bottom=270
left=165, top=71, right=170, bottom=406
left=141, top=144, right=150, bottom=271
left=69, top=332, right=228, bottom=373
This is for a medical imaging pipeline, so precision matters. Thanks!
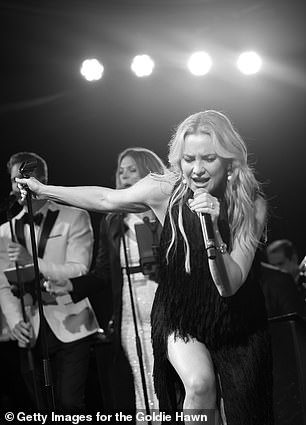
left=131, top=55, right=155, bottom=77
left=187, top=51, right=212, bottom=76
left=237, top=51, right=262, bottom=75
left=80, top=59, right=104, bottom=81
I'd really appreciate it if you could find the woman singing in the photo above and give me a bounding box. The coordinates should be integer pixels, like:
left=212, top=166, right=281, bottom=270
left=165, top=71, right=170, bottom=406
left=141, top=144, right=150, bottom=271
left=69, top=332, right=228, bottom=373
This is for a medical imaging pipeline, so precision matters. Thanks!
left=17, top=110, right=273, bottom=424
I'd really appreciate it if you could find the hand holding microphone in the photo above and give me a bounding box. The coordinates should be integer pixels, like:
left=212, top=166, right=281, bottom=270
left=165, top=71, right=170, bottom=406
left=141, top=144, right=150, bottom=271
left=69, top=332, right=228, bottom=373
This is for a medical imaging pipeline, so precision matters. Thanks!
left=14, top=160, right=43, bottom=201
left=189, top=189, right=220, bottom=260
left=15, top=176, right=43, bottom=201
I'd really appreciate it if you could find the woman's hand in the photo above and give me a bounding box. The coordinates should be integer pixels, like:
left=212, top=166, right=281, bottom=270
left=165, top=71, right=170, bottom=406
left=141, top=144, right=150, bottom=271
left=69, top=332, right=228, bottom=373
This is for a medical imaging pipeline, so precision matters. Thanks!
left=15, top=176, right=45, bottom=201
left=188, top=189, right=220, bottom=224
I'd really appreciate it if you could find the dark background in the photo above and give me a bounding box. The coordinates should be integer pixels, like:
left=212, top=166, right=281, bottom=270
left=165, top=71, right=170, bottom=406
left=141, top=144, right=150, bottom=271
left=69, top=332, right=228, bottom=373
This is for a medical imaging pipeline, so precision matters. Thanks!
left=0, top=0, right=305, bottom=259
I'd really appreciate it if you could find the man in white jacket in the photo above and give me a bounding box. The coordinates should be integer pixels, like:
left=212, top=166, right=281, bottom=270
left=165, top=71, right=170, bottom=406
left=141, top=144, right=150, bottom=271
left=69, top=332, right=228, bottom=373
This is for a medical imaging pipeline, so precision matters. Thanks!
left=0, top=152, right=98, bottom=411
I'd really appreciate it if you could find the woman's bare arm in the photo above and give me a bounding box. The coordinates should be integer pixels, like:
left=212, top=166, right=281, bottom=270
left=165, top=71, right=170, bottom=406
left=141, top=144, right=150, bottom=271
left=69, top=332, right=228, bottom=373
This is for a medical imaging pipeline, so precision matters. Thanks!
left=16, top=174, right=172, bottom=220
left=209, top=197, right=267, bottom=296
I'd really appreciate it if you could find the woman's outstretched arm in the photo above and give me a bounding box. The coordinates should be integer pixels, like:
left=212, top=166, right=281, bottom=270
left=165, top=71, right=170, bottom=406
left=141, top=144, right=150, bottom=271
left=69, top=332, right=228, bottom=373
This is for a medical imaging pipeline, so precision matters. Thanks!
left=16, top=174, right=172, bottom=218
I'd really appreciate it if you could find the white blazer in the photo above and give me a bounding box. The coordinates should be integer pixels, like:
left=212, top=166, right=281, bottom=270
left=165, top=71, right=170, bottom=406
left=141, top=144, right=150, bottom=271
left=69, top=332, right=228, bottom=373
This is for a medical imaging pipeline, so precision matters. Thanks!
left=0, top=201, right=99, bottom=343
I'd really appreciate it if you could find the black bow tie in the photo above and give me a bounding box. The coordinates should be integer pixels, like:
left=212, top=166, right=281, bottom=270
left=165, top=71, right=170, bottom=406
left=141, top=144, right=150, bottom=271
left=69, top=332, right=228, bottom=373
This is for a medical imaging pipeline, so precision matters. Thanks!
left=22, top=212, right=43, bottom=226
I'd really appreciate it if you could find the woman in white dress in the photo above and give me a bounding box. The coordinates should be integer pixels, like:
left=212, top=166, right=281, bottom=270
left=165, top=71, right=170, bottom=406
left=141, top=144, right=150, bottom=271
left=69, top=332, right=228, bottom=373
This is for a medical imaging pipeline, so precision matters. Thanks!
left=108, top=148, right=166, bottom=415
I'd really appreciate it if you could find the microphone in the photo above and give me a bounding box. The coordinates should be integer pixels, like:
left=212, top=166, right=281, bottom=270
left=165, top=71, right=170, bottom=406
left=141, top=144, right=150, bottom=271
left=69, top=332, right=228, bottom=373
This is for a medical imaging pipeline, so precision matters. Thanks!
left=19, top=160, right=38, bottom=178
left=299, top=255, right=306, bottom=273
left=194, top=189, right=216, bottom=260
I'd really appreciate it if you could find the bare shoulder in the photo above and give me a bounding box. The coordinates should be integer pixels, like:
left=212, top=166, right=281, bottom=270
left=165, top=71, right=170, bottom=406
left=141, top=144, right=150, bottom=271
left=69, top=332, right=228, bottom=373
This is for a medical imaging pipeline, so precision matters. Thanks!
left=146, top=173, right=174, bottom=201
left=140, top=173, right=174, bottom=224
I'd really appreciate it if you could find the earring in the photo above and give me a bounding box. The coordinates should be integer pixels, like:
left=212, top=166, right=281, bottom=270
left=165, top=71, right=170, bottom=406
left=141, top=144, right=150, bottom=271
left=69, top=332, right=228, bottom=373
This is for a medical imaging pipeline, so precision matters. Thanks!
left=182, top=176, right=187, bottom=185
left=227, top=172, right=232, bottom=182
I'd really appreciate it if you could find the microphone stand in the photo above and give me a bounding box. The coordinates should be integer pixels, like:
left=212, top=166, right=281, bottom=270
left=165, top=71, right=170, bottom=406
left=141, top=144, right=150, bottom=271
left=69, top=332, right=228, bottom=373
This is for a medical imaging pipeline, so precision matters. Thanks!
left=6, top=202, right=41, bottom=411
left=119, top=214, right=152, bottom=424
left=19, top=161, right=55, bottom=412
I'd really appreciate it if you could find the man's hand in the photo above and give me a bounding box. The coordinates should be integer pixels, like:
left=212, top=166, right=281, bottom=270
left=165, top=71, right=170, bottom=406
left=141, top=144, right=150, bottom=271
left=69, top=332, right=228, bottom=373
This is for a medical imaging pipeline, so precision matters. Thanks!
left=43, top=279, right=73, bottom=296
left=11, top=320, right=32, bottom=345
left=7, top=242, right=33, bottom=265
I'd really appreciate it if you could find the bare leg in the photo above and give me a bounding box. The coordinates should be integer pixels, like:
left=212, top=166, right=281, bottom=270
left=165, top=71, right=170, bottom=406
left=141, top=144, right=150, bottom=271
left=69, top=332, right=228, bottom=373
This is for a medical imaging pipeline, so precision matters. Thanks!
left=167, top=334, right=222, bottom=425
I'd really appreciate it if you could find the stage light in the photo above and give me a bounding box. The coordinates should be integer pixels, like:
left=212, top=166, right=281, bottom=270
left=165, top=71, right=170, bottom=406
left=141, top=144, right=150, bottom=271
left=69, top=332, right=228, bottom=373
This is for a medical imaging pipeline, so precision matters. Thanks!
left=131, top=55, right=155, bottom=77
left=187, top=51, right=212, bottom=76
left=237, top=51, right=262, bottom=75
left=80, top=59, right=104, bottom=81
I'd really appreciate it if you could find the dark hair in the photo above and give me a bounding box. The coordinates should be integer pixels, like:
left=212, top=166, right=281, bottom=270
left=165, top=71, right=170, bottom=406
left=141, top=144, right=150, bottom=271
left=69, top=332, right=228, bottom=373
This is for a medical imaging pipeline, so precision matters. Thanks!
left=115, top=147, right=165, bottom=189
left=7, top=152, right=48, bottom=184
left=266, top=239, right=297, bottom=260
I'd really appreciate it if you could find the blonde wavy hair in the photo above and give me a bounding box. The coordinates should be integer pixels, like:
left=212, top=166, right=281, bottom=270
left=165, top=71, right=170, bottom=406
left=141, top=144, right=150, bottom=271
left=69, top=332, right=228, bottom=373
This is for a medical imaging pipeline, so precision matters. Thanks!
left=164, top=110, right=266, bottom=273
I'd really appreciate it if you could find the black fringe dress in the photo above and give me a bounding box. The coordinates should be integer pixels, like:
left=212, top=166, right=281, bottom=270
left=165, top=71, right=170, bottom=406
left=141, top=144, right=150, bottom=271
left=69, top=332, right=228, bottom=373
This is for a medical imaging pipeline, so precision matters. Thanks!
left=151, top=196, right=274, bottom=424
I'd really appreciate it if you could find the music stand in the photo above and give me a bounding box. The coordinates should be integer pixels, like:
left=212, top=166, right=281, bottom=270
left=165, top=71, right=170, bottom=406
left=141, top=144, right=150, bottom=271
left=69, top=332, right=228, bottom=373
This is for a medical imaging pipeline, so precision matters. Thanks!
left=134, top=218, right=161, bottom=281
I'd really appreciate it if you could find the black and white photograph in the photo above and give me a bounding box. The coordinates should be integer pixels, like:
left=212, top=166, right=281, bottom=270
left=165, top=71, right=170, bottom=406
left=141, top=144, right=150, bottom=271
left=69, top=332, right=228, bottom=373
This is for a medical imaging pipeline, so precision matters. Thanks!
left=0, top=1, right=305, bottom=424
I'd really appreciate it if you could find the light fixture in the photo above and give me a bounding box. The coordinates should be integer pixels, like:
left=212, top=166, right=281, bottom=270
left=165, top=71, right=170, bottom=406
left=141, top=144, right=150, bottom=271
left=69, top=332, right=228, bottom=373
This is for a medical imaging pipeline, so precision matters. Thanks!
left=131, top=54, right=155, bottom=77
left=237, top=51, right=262, bottom=75
left=187, top=51, right=212, bottom=76
left=80, top=58, right=104, bottom=81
